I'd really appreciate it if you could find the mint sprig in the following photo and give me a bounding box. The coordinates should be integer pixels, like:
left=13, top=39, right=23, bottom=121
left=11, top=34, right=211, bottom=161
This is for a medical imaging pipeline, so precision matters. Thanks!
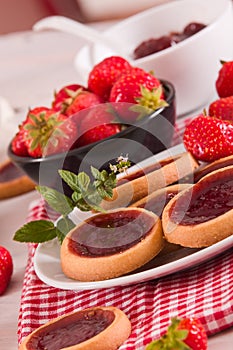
left=13, top=156, right=131, bottom=244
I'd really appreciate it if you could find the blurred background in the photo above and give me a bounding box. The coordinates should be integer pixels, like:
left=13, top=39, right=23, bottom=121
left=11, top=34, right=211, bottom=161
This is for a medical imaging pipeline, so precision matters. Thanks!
left=0, top=0, right=172, bottom=34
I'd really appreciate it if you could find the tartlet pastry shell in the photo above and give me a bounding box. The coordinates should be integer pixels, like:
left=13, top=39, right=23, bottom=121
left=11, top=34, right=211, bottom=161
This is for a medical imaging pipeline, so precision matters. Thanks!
left=162, top=165, right=233, bottom=248
left=61, top=207, right=163, bottom=281
left=19, top=306, right=131, bottom=350
left=101, top=152, right=199, bottom=210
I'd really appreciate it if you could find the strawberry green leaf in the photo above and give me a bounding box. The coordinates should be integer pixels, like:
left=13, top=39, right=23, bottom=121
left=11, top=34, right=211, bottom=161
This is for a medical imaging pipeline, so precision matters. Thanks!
left=36, top=185, right=74, bottom=216
left=13, top=220, right=58, bottom=243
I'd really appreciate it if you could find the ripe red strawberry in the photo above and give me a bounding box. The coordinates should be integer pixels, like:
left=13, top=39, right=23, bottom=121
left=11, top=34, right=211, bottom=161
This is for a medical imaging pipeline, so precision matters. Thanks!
left=209, top=96, right=233, bottom=122
left=52, top=84, right=86, bottom=113
left=22, top=107, right=78, bottom=158
left=183, top=114, right=233, bottom=162
left=87, top=56, right=132, bottom=100
left=11, top=121, right=29, bottom=157
left=109, top=68, right=167, bottom=122
left=76, top=104, right=121, bottom=147
left=146, top=317, right=207, bottom=350
left=0, top=245, right=13, bottom=295
left=65, top=90, right=103, bottom=119
left=216, top=60, right=233, bottom=98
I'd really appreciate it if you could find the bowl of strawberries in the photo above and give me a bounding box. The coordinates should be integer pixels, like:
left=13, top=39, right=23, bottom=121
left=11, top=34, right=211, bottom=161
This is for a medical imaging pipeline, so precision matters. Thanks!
left=8, top=56, right=176, bottom=197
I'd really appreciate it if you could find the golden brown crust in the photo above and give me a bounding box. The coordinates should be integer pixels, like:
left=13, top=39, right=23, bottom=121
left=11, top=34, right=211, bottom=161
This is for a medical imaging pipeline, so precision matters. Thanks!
left=61, top=207, right=163, bottom=281
left=101, top=152, right=199, bottom=210
left=0, top=159, right=35, bottom=199
left=162, top=165, right=233, bottom=248
left=19, top=306, right=131, bottom=350
left=194, top=154, right=233, bottom=182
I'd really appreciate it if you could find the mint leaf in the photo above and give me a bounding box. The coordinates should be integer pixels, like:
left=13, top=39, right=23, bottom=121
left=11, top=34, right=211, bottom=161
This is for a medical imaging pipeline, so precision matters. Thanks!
left=77, top=172, right=91, bottom=192
left=75, top=199, right=93, bottom=212
left=36, top=186, right=74, bottom=216
left=96, top=186, right=112, bottom=199
left=13, top=156, right=131, bottom=245
left=13, top=220, right=58, bottom=243
left=71, top=191, right=83, bottom=203
left=56, top=216, right=75, bottom=243
left=58, top=169, right=80, bottom=192
left=85, top=190, right=103, bottom=209
left=91, top=166, right=101, bottom=180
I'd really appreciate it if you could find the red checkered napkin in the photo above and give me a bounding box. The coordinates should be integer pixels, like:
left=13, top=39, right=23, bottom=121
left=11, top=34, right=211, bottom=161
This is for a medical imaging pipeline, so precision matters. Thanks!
left=17, top=118, right=233, bottom=349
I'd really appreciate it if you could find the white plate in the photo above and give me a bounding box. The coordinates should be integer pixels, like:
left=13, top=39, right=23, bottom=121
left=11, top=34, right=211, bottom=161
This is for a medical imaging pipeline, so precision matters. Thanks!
left=34, top=144, right=233, bottom=290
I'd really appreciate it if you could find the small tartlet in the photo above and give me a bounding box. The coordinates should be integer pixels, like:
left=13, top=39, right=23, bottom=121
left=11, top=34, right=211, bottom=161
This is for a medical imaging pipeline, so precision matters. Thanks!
left=61, top=207, right=163, bottom=281
left=19, top=306, right=131, bottom=350
left=101, top=152, right=199, bottom=210
left=162, top=165, right=233, bottom=248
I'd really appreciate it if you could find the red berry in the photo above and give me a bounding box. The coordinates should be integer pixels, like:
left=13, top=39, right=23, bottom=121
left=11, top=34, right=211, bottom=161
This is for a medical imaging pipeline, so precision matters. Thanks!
left=23, top=107, right=78, bottom=158
left=177, top=318, right=207, bottom=350
left=183, top=114, right=233, bottom=162
left=76, top=104, right=121, bottom=147
left=0, top=245, right=13, bottom=295
left=88, top=56, right=132, bottom=100
left=209, top=96, right=233, bottom=122
left=65, top=91, right=103, bottom=119
left=216, top=60, right=233, bottom=98
left=146, top=317, right=207, bottom=350
left=11, top=123, right=29, bottom=157
left=109, top=68, right=167, bottom=122
left=52, top=84, right=86, bottom=113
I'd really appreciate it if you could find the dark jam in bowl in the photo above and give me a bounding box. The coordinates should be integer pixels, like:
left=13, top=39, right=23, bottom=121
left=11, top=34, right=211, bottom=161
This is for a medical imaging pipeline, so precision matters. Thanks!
left=134, top=22, right=206, bottom=59
left=69, top=210, right=155, bottom=257
left=169, top=169, right=233, bottom=225
left=27, top=309, right=115, bottom=350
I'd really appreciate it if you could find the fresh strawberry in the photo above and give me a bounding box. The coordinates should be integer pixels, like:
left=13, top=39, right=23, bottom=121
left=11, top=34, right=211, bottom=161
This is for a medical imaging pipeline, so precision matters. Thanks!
left=65, top=90, right=103, bottom=119
left=22, top=107, right=78, bottom=158
left=52, top=84, right=86, bottom=113
left=209, top=96, right=233, bottom=122
left=87, top=56, right=132, bottom=100
left=109, top=68, right=167, bottom=122
left=183, top=114, right=233, bottom=162
left=146, top=317, right=207, bottom=350
left=216, top=60, right=233, bottom=98
left=0, top=245, right=13, bottom=295
left=76, top=103, right=122, bottom=147
left=11, top=121, right=29, bottom=157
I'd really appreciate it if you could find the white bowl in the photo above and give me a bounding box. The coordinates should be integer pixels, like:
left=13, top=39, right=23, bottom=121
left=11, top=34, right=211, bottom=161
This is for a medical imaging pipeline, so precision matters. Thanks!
left=74, top=0, right=233, bottom=116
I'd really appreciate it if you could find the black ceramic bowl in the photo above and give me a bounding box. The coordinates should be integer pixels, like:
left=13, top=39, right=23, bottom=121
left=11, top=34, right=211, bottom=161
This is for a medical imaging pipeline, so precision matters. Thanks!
left=8, top=80, right=176, bottom=196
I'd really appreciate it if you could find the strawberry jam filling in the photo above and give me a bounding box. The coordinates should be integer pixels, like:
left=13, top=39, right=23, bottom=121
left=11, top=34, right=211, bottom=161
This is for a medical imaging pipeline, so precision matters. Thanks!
left=69, top=210, right=155, bottom=257
left=27, top=309, right=115, bottom=350
left=0, top=161, right=23, bottom=182
left=169, top=169, right=233, bottom=225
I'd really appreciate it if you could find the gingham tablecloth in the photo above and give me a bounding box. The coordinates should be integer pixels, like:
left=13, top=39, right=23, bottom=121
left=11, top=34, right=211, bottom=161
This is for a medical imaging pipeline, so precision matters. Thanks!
left=17, top=118, right=233, bottom=349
